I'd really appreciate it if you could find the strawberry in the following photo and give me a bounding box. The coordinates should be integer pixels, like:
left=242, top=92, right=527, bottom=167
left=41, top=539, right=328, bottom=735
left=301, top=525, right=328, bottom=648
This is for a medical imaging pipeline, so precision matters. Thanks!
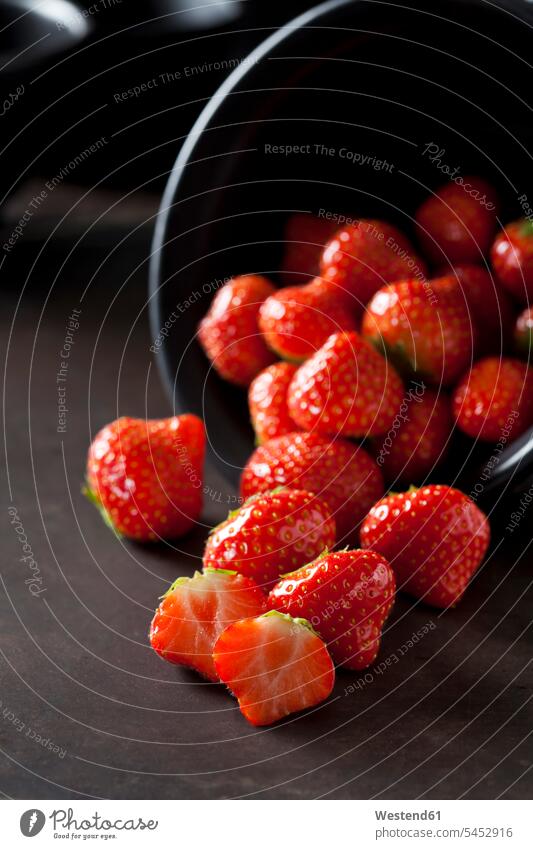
left=362, top=277, right=474, bottom=386
left=515, top=307, right=533, bottom=359
left=268, top=549, right=395, bottom=670
left=434, top=264, right=514, bottom=355
left=241, top=431, right=383, bottom=542
left=85, top=414, right=205, bottom=541
left=203, top=488, right=336, bottom=590
left=258, top=277, right=357, bottom=362
left=374, top=387, right=452, bottom=485
left=248, top=361, right=299, bottom=444
left=452, top=356, right=533, bottom=442
left=360, top=485, right=490, bottom=608
left=491, top=219, right=533, bottom=303
left=320, top=219, right=427, bottom=310
left=415, top=176, right=498, bottom=264
left=287, top=330, right=404, bottom=438
left=213, top=610, right=335, bottom=725
left=149, top=569, right=266, bottom=681
left=281, top=213, right=339, bottom=284
left=198, top=275, right=276, bottom=386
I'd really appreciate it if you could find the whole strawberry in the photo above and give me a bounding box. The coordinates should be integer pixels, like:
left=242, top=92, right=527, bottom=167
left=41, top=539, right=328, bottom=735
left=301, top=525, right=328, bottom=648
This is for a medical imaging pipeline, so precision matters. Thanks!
left=203, top=488, right=336, bottom=590
left=374, top=387, right=452, bottom=485
left=320, top=219, right=427, bottom=309
left=241, top=431, right=383, bottom=542
left=515, top=307, right=533, bottom=359
left=149, top=569, right=266, bottom=681
left=198, top=275, right=276, bottom=386
left=268, top=549, right=395, bottom=670
left=452, top=357, right=533, bottom=442
left=415, top=176, right=497, bottom=263
left=434, top=264, right=514, bottom=355
left=248, top=361, right=299, bottom=444
left=213, top=611, right=335, bottom=726
left=287, top=331, right=404, bottom=438
left=491, top=219, right=533, bottom=303
left=281, top=213, right=339, bottom=285
left=362, top=277, right=474, bottom=386
left=361, top=485, right=490, bottom=608
left=259, top=277, right=357, bottom=362
left=86, top=414, right=205, bottom=541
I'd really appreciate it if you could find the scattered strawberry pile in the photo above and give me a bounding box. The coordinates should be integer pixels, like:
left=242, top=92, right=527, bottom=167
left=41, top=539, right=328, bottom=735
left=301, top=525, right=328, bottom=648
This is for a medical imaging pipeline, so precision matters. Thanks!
left=85, top=176, right=533, bottom=726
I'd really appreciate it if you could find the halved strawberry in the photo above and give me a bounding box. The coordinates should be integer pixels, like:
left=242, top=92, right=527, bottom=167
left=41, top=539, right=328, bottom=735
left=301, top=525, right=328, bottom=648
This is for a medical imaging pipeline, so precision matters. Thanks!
left=213, top=610, right=335, bottom=726
left=149, top=569, right=266, bottom=681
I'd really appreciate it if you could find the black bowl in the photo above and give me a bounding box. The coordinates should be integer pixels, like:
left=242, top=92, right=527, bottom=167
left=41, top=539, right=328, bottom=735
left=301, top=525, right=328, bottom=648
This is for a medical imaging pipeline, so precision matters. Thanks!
left=149, top=0, right=533, bottom=501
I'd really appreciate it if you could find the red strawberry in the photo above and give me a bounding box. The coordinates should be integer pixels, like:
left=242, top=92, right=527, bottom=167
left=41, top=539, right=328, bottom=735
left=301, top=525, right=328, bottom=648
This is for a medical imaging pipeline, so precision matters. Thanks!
left=362, top=277, right=474, bottom=386
left=415, top=177, right=498, bottom=263
left=287, top=330, right=404, bottom=438
left=375, top=387, right=452, bottom=485
left=320, top=219, right=427, bottom=310
left=85, top=414, right=205, bottom=541
left=198, top=275, right=276, bottom=386
left=281, top=213, right=339, bottom=284
left=434, top=264, right=514, bottom=355
left=491, top=219, right=533, bottom=303
left=361, top=485, right=490, bottom=608
left=149, top=569, right=266, bottom=681
left=203, top=488, right=336, bottom=590
left=515, top=307, right=533, bottom=359
left=248, top=361, right=299, bottom=444
left=268, top=549, right=395, bottom=670
left=241, top=431, right=383, bottom=542
left=258, top=277, right=357, bottom=362
left=452, top=357, right=533, bottom=442
left=213, top=610, right=334, bottom=725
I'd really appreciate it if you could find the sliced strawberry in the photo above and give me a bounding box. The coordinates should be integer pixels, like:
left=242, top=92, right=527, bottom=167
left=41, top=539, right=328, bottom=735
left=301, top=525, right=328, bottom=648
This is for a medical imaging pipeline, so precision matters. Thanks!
left=213, top=611, right=335, bottom=726
left=149, top=569, right=266, bottom=681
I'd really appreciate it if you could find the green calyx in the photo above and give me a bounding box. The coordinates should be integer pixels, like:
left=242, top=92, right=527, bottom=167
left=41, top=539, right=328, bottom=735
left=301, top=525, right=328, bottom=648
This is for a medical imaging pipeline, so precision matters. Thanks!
left=518, top=218, right=533, bottom=240
left=82, top=483, right=121, bottom=537
left=260, top=609, right=320, bottom=638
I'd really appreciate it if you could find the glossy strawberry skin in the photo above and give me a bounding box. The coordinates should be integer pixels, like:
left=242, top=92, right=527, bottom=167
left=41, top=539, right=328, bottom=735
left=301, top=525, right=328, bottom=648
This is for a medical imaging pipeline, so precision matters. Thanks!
left=213, top=611, right=335, bottom=726
left=515, top=307, right=533, bottom=359
left=281, top=213, right=339, bottom=285
left=320, top=219, right=427, bottom=311
left=491, top=219, right=533, bottom=303
left=86, top=415, right=205, bottom=541
left=258, top=278, right=357, bottom=362
left=416, top=177, right=497, bottom=264
left=362, top=277, right=474, bottom=386
left=287, top=330, right=404, bottom=438
left=434, top=265, right=514, bottom=355
left=149, top=569, right=266, bottom=681
left=203, top=488, right=336, bottom=591
left=268, top=549, right=395, bottom=670
left=198, top=275, right=276, bottom=386
left=361, top=485, right=490, bottom=608
left=248, top=361, right=299, bottom=444
left=452, top=357, right=533, bottom=442
left=375, top=388, right=453, bottom=485
left=240, top=431, right=383, bottom=543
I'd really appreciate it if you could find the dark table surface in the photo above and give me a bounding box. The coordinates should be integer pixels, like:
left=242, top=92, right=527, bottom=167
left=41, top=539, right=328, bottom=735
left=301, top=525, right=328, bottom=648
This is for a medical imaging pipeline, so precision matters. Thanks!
left=1, top=229, right=532, bottom=801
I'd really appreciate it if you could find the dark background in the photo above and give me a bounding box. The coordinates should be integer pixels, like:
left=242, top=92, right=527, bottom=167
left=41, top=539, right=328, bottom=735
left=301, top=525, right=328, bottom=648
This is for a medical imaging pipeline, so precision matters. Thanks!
left=0, top=0, right=532, bottom=799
